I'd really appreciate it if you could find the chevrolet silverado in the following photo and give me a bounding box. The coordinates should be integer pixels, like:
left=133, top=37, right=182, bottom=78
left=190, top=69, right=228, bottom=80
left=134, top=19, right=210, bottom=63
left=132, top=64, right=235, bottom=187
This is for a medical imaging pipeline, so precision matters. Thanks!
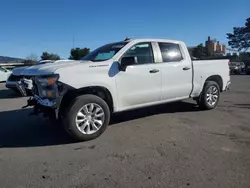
left=18, top=38, right=231, bottom=141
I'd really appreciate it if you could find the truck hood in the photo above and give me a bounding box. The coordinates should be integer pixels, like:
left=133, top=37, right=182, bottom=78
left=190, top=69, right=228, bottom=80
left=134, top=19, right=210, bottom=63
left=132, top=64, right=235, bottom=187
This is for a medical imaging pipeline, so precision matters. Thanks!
left=12, top=60, right=75, bottom=75
left=21, top=60, right=83, bottom=75
left=12, top=66, right=29, bottom=75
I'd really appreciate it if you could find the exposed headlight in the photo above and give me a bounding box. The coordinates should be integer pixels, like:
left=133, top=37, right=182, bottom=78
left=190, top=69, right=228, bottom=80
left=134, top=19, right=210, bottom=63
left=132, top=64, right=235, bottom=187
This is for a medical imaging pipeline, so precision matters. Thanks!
left=39, top=90, right=56, bottom=99
left=36, top=74, right=59, bottom=99
left=36, top=74, right=59, bottom=87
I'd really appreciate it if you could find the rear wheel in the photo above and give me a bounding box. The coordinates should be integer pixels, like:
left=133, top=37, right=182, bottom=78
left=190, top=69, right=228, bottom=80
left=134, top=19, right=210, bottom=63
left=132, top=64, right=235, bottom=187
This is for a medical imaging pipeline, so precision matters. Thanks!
left=198, top=81, right=220, bottom=110
left=63, top=94, right=110, bottom=141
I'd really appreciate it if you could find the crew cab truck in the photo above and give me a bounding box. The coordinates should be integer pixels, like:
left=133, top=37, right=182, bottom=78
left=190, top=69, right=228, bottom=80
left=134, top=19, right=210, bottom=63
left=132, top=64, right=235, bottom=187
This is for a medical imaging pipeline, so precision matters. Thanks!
left=19, top=38, right=231, bottom=141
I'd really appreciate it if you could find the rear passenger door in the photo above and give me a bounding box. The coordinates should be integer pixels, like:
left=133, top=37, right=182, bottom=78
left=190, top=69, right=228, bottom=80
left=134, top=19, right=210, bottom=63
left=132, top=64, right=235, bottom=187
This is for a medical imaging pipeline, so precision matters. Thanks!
left=157, top=42, right=192, bottom=100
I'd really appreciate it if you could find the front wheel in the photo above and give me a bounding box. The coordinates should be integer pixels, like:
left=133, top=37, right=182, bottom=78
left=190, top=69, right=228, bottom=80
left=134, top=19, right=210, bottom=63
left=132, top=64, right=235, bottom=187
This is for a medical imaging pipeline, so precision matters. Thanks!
left=63, top=94, right=110, bottom=141
left=198, top=81, right=220, bottom=110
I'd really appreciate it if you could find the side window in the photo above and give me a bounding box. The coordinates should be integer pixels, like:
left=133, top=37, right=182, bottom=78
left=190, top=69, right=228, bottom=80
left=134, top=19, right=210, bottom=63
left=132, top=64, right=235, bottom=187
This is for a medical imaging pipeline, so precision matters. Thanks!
left=123, top=42, right=154, bottom=65
left=159, top=43, right=183, bottom=62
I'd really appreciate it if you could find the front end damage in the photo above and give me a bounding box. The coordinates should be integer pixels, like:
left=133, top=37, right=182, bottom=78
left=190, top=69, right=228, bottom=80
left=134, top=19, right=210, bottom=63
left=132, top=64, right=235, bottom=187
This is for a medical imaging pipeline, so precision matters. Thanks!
left=23, top=97, right=58, bottom=119
left=20, top=75, right=69, bottom=119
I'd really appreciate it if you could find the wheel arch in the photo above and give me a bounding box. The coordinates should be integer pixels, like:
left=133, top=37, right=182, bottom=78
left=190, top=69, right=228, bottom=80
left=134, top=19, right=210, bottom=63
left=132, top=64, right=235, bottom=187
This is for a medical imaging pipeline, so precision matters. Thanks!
left=203, top=75, right=223, bottom=92
left=59, top=85, right=115, bottom=118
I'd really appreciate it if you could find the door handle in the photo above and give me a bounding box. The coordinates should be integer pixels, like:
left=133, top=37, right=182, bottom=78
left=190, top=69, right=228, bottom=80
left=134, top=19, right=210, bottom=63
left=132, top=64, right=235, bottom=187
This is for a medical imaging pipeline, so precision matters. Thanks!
left=149, top=69, right=159, bottom=73
left=183, top=67, right=191, bottom=71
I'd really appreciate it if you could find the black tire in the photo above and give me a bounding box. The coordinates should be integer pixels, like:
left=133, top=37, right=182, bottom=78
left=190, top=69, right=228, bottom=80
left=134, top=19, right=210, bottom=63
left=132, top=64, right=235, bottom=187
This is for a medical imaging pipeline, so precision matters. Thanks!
left=198, top=81, right=220, bottom=110
left=63, top=94, right=110, bottom=141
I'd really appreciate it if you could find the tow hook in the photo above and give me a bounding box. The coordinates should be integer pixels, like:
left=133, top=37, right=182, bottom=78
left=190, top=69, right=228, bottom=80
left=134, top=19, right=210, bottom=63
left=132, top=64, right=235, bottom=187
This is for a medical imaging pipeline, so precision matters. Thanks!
left=22, top=97, right=37, bottom=109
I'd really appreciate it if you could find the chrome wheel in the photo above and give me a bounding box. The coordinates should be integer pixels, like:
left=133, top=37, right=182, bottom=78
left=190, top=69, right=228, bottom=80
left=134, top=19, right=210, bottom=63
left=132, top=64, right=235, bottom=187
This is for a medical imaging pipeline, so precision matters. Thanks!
left=206, top=86, right=219, bottom=106
left=75, top=103, right=105, bottom=135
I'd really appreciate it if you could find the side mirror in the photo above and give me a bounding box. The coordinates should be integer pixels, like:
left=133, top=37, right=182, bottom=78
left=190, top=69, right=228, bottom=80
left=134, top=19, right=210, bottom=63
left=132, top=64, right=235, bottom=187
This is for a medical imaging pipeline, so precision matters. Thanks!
left=120, top=56, right=136, bottom=71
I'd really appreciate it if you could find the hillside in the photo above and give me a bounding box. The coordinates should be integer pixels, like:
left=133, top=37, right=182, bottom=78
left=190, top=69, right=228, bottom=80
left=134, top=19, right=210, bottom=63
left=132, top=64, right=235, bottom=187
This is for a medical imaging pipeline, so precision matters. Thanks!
left=0, top=56, right=24, bottom=63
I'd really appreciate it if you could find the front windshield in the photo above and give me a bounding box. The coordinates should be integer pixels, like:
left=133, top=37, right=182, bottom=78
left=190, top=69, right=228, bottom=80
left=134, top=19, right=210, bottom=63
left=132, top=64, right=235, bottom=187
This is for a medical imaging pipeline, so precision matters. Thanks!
left=81, top=42, right=128, bottom=62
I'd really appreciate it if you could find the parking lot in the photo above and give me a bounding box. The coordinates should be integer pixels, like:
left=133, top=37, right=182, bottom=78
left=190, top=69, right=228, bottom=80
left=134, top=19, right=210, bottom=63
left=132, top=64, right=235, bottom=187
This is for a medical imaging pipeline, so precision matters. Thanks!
left=0, top=75, right=250, bottom=188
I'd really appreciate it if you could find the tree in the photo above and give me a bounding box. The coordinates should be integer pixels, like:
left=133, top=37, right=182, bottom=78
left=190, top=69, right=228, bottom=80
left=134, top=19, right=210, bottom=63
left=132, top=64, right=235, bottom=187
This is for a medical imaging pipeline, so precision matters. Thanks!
left=26, top=53, right=38, bottom=62
left=192, top=44, right=210, bottom=59
left=22, top=53, right=38, bottom=65
left=239, top=52, right=250, bottom=61
left=239, top=52, right=250, bottom=66
left=41, top=52, right=60, bottom=60
left=69, top=47, right=90, bottom=60
left=227, top=17, right=250, bottom=52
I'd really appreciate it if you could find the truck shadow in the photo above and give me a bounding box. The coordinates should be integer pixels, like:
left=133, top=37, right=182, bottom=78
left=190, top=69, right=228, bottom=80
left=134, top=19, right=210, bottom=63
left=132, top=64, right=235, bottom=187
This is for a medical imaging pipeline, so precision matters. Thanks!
left=0, top=108, right=74, bottom=148
left=0, top=101, right=198, bottom=148
left=234, top=103, right=250, bottom=109
left=0, top=88, right=21, bottom=99
left=111, top=101, right=199, bottom=124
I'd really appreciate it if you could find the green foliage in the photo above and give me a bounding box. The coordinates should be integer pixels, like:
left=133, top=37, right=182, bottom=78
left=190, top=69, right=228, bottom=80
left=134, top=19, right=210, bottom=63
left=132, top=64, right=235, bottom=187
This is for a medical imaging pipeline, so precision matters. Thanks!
left=239, top=52, right=250, bottom=66
left=27, top=53, right=38, bottom=61
left=22, top=53, right=38, bottom=65
left=69, top=48, right=90, bottom=60
left=230, top=53, right=240, bottom=61
left=192, top=44, right=210, bottom=59
left=41, top=52, right=60, bottom=60
left=239, top=52, right=250, bottom=61
left=227, top=17, right=250, bottom=51
left=232, top=52, right=238, bottom=56
left=21, top=59, right=36, bottom=65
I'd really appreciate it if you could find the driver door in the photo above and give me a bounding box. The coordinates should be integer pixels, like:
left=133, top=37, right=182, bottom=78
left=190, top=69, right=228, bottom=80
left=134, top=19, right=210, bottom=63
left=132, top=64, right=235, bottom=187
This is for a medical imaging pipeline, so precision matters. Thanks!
left=115, top=42, right=162, bottom=111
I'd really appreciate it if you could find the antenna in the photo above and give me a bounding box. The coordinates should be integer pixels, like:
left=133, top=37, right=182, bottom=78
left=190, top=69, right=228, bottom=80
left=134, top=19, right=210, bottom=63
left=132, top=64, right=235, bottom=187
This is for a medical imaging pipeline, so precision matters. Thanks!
left=73, top=35, right=75, bottom=49
left=124, top=37, right=131, bottom=41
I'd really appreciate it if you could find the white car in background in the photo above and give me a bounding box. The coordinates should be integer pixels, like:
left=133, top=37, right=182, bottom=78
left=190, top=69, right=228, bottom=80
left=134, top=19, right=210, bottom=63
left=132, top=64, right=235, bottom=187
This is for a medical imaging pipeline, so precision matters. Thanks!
left=0, top=66, right=12, bottom=82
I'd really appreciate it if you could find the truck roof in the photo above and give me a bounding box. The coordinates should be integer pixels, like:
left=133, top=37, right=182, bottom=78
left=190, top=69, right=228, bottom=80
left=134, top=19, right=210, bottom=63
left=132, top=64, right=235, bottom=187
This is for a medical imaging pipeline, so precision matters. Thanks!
left=123, top=38, right=182, bottom=44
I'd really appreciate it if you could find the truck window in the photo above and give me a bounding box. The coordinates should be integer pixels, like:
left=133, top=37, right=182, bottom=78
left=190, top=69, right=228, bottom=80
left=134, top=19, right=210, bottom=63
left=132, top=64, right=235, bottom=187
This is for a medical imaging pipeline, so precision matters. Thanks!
left=158, top=43, right=183, bottom=62
left=81, top=42, right=128, bottom=62
left=123, top=42, right=154, bottom=65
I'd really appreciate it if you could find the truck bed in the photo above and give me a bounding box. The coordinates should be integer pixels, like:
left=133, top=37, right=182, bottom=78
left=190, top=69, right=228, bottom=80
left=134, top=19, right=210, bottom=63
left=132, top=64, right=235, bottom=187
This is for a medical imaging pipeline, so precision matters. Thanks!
left=191, top=59, right=230, bottom=97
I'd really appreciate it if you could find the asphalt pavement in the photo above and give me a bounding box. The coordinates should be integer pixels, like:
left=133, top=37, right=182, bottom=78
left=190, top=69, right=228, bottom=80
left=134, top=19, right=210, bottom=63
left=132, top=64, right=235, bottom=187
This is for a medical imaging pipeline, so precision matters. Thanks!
left=0, top=75, right=250, bottom=188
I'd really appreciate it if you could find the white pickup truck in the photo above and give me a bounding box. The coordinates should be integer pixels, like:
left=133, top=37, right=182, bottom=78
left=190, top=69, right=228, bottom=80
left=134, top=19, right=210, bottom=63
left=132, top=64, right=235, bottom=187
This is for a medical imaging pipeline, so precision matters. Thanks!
left=19, top=38, right=231, bottom=141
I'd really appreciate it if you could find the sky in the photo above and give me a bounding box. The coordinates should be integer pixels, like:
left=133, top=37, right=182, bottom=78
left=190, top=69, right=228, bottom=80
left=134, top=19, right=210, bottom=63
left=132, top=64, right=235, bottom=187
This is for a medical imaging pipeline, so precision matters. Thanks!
left=0, top=0, right=249, bottom=59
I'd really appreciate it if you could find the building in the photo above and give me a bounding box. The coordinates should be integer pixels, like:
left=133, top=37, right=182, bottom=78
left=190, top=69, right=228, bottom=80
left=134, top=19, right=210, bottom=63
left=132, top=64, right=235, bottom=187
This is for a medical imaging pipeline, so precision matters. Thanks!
left=205, top=36, right=226, bottom=56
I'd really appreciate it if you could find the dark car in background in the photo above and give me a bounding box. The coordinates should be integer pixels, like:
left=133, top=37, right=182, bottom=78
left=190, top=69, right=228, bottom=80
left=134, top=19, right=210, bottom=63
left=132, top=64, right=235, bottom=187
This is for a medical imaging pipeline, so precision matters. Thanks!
left=246, top=65, right=250, bottom=75
left=229, top=62, right=245, bottom=75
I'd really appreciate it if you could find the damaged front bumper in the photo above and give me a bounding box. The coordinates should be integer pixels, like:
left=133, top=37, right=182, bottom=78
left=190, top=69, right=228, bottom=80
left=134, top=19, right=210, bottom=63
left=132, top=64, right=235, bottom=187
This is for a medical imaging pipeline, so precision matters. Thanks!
left=34, top=95, right=56, bottom=107
left=22, top=97, right=58, bottom=119
left=21, top=78, right=69, bottom=119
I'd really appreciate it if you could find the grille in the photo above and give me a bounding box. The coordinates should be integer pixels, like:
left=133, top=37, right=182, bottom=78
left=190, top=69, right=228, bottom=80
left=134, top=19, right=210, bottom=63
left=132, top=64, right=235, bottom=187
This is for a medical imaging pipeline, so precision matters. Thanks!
left=8, top=74, right=22, bottom=81
left=32, top=83, right=39, bottom=95
left=8, top=75, right=33, bottom=82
